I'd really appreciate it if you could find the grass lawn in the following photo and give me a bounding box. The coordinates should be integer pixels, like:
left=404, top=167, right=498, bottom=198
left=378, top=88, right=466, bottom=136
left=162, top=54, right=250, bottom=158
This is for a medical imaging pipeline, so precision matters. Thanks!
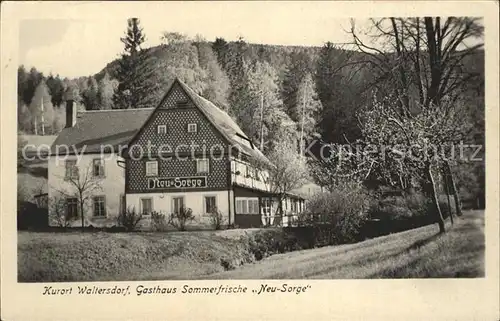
left=18, top=211, right=484, bottom=282
left=18, top=229, right=257, bottom=282
left=205, top=210, right=485, bottom=279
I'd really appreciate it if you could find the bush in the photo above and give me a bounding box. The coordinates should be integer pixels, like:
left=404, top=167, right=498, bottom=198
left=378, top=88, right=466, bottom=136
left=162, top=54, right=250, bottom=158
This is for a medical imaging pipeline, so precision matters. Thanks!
left=150, top=211, right=168, bottom=232
left=364, top=192, right=457, bottom=238
left=242, top=229, right=305, bottom=260
left=298, top=187, right=372, bottom=244
left=168, top=207, right=195, bottom=231
left=117, top=207, right=143, bottom=232
left=50, top=195, right=75, bottom=228
left=208, top=207, right=225, bottom=230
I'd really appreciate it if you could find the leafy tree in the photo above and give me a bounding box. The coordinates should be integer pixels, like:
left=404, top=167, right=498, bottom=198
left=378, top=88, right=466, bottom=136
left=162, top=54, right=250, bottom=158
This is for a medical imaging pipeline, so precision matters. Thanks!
left=195, top=39, right=231, bottom=110
left=82, top=76, right=99, bottom=110
left=52, top=106, right=66, bottom=133
left=245, top=61, right=296, bottom=152
left=156, top=32, right=208, bottom=96
left=114, top=18, right=158, bottom=109
left=18, top=100, right=32, bottom=133
left=267, top=141, right=309, bottom=218
left=293, top=73, right=322, bottom=154
left=97, top=72, right=116, bottom=110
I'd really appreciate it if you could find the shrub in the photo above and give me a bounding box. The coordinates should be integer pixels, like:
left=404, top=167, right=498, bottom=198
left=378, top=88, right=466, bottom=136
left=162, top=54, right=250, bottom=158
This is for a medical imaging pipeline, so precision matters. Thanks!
left=299, top=187, right=371, bottom=244
left=168, top=207, right=195, bottom=231
left=208, top=207, right=225, bottom=230
left=150, top=211, right=168, bottom=232
left=117, top=207, right=143, bottom=232
left=50, top=195, right=75, bottom=228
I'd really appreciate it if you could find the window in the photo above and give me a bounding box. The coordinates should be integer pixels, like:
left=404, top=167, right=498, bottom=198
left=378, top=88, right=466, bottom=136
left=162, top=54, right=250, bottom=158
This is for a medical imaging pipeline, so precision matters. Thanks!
left=187, top=123, right=197, bottom=133
left=236, top=199, right=247, bottom=214
left=235, top=197, right=259, bottom=214
left=92, top=159, right=105, bottom=177
left=65, top=160, right=78, bottom=180
left=204, top=196, right=217, bottom=215
left=66, top=197, right=78, bottom=218
left=261, top=198, right=271, bottom=215
left=172, top=196, right=185, bottom=214
left=141, top=198, right=153, bottom=215
left=146, top=161, right=158, bottom=176
left=93, top=196, right=106, bottom=217
left=157, top=125, right=167, bottom=134
left=196, top=159, right=209, bottom=173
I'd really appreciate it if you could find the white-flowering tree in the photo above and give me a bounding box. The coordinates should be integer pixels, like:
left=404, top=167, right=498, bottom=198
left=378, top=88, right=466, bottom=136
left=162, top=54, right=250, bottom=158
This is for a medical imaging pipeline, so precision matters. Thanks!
left=266, top=140, right=309, bottom=218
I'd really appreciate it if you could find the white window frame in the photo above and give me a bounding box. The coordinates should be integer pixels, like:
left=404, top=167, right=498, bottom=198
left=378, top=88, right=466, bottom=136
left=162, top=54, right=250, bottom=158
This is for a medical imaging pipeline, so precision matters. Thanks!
left=157, top=124, right=167, bottom=134
left=235, top=197, right=259, bottom=215
left=196, top=158, right=209, bottom=173
left=140, top=197, right=153, bottom=216
left=204, top=195, right=218, bottom=216
left=145, top=161, right=158, bottom=177
left=65, top=160, right=79, bottom=180
left=187, top=123, right=198, bottom=133
left=92, top=158, right=105, bottom=177
left=93, top=195, right=107, bottom=218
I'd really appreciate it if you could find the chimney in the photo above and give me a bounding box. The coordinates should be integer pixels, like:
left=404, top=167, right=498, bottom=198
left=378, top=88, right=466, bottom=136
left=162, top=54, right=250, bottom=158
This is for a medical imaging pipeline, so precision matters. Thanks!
left=64, top=88, right=77, bottom=128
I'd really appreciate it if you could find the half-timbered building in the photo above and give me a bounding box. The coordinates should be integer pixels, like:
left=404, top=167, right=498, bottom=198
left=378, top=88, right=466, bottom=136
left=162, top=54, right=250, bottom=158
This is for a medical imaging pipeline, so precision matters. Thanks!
left=48, top=78, right=305, bottom=229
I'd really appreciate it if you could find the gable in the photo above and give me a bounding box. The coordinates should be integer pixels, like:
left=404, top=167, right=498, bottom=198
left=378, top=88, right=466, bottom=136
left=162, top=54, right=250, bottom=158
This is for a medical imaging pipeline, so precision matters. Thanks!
left=127, top=81, right=227, bottom=156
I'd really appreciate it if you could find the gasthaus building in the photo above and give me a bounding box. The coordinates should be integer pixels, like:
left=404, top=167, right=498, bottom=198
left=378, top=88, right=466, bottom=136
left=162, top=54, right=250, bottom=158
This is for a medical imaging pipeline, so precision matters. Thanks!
left=48, top=78, right=305, bottom=229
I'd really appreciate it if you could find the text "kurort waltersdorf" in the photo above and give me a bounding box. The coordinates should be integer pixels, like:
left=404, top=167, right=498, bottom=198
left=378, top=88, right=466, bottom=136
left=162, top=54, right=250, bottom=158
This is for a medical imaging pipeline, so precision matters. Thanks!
left=42, top=284, right=312, bottom=296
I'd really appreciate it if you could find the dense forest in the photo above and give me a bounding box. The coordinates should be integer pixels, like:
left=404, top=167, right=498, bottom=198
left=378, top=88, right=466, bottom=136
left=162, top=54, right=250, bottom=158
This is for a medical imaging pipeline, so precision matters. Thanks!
left=18, top=18, right=485, bottom=224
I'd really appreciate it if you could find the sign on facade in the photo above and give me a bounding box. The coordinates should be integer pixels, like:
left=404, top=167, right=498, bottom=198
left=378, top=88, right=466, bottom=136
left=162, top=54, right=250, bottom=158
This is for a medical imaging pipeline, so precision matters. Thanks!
left=147, top=176, right=207, bottom=189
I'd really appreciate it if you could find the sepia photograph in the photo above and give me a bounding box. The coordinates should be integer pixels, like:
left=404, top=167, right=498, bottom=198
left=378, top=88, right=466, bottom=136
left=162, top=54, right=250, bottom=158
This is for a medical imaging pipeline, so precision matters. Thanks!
left=2, top=2, right=499, bottom=320
left=14, top=11, right=487, bottom=283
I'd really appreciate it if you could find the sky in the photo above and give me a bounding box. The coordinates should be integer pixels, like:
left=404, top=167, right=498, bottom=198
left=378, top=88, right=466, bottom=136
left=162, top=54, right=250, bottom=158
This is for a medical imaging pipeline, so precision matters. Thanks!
left=17, top=2, right=484, bottom=79
left=18, top=2, right=357, bottom=78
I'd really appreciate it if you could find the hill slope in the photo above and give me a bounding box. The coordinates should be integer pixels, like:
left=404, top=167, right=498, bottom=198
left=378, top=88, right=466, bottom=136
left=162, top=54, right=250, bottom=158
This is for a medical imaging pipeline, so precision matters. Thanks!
left=206, top=210, right=484, bottom=279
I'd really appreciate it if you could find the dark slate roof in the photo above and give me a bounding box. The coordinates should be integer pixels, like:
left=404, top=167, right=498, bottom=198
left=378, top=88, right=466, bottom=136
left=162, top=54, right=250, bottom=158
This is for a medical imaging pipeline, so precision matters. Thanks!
left=51, top=78, right=273, bottom=167
left=176, top=80, right=273, bottom=167
left=50, top=108, right=153, bottom=154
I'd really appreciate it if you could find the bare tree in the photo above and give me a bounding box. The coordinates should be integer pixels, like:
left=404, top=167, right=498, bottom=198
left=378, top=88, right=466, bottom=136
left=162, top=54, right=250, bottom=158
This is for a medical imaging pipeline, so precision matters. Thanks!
left=349, top=17, right=483, bottom=215
left=54, top=164, right=102, bottom=231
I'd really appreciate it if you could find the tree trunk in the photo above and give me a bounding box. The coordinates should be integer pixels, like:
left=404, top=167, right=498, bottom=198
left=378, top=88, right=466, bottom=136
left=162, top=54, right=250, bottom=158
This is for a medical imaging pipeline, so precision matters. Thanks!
left=445, top=162, right=463, bottom=216
left=443, top=167, right=454, bottom=225
left=80, top=200, right=85, bottom=232
left=426, top=163, right=446, bottom=233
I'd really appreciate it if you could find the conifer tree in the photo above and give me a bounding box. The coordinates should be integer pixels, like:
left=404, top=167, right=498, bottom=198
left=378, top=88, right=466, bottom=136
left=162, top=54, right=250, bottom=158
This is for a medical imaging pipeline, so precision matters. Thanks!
left=46, top=74, right=65, bottom=107
left=113, top=18, right=157, bottom=109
